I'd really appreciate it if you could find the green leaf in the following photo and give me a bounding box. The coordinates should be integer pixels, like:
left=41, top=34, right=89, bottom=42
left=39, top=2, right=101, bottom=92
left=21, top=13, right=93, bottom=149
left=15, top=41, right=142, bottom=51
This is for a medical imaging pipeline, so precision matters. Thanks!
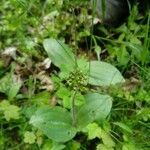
left=96, top=144, right=114, bottom=150
left=41, top=139, right=53, bottom=150
left=24, top=131, right=36, bottom=144
left=4, top=105, right=20, bottom=121
left=122, top=143, right=136, bottom=150
left=51, top=142, right=66, bottom=150
left=88, top=61, right=125, bottom=86
left=77, top=57, right=89, bottom=74
left=56, top=86, right=71, bottom=108
left=23, top=105, right=37, bottom=119
left=56, top=87, right=85, bottom=109
left=0, top=101, right=10, bottom=111
left=100, top=130, right=115, bottom=147
left=43, top=38, right=75, bottom=72
left=86, top=124, right=115, bottom=148
left=66, top=140, right=80, bottom=150
left=94, top=46, right=101, bottom=61
left=86, top=123, right=102, bottom=140
left=30, top=106, right=76, bottom=142
left=76, top=93, right=112, bottom=129
left=0, top=73, right=22, bottom=99
left=31, top=91, right=51, bottom=106
left=113, top=122, right=133, bottom=134
left=42, top=140, right=65, bottom=150
left=124, top=42, right=142, bottom=59
left=0, top=101, right=20, bottom=121
left=136, top=108, right=150, bottom=121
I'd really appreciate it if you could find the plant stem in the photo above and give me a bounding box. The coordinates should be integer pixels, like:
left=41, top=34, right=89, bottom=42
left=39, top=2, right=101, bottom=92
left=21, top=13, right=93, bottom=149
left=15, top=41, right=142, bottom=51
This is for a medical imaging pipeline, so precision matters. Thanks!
left=71, top=90, right=77, bottom=126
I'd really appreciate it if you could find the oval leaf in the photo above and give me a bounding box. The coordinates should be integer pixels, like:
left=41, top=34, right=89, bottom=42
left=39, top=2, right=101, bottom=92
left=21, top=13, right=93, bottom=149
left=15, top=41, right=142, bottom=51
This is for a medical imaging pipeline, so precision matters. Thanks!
left=43, top=38, right=75, bottom=71
left=30, top=106, right=76, bottom=142
left=76, top=93, right=112, bottom=129
left=88, top=61, right=125, bottom=86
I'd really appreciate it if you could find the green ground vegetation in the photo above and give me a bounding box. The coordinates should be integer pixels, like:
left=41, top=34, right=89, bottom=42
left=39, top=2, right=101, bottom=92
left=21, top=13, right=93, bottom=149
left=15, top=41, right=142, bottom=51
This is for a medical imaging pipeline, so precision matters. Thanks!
left=0, top=0, right=150, bottom=149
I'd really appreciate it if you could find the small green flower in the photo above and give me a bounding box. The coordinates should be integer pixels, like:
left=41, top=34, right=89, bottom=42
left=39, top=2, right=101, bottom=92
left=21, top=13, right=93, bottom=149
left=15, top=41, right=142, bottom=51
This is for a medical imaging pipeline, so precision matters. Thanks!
left=66, top=69, right=88, bottom=92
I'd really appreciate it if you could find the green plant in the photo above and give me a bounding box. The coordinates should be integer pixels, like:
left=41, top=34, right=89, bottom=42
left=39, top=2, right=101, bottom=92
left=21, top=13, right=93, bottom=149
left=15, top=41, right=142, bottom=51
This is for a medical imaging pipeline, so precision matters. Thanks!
left=0, top=0, right=149, bottom=149
left=93, top=4, right=150, bottom=66
left=29, top=38, right=124, bottom=143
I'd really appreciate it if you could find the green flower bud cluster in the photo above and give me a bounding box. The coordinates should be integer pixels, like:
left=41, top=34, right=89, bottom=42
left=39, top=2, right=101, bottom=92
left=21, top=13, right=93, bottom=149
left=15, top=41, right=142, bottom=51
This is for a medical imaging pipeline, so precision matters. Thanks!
left=66, top=69, right=88, bottom=92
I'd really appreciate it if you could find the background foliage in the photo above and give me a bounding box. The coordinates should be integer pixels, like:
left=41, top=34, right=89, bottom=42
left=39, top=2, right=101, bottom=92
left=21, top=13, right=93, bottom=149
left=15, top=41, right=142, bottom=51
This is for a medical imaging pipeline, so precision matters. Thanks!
left=0, top=0, right=150, bottom=149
